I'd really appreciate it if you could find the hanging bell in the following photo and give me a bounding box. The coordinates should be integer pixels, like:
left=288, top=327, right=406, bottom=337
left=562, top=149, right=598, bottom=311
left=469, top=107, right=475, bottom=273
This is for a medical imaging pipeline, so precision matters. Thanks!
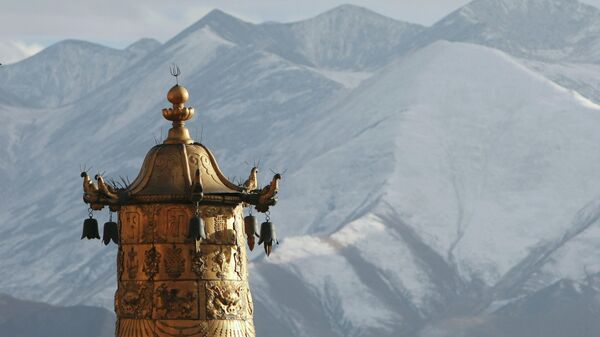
left=244, top=215, right=257, bottom=251
left=81, top=217, right=100, bottom=240
left=188, top=202, right=206, bottom=240
left=258, top=221, right=277, bottom=256
left=102, top=221, right=119, bottom=245
left=188, top=216, right=206, bottom=240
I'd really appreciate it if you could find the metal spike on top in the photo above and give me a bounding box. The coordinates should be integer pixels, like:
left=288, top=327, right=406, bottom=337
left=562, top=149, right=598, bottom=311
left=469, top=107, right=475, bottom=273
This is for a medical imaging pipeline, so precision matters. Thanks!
left=163, top=65, right=195, bottom=144
left=170, top=64, right=181, bottom=85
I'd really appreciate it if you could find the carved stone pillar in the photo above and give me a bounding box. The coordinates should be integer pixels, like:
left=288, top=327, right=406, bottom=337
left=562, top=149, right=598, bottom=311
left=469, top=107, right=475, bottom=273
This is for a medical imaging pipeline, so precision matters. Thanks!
left=115, top=204, right=254, bottom=337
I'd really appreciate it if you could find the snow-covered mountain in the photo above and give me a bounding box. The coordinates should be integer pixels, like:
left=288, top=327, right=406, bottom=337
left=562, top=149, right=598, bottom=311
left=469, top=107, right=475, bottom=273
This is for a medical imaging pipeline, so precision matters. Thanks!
left=2, top=1, right=600, bottom=337
left=420, top=0, right=600, bottom=62
left=0, top=38, right=161, bottom=108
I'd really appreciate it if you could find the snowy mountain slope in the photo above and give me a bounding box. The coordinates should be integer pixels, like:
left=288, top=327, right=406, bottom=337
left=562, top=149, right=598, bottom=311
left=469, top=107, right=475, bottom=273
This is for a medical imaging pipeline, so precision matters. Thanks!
left=285, top=4, right=425, bottom=70
left=520, top=60, right=600, bottom=104
left=250, top=41, right=600, bottom=336
left=418, top=0, right=600, bottom=62
left=0, top=38, right=160, bottom=108
left=3, top=3, right=600, bottom=337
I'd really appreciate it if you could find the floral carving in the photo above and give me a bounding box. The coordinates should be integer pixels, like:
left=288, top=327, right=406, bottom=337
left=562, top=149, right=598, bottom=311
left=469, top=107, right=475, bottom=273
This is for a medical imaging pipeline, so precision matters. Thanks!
left=143, top=246, right=161, bottom=279
left=164, top=244, right=185, bottom=279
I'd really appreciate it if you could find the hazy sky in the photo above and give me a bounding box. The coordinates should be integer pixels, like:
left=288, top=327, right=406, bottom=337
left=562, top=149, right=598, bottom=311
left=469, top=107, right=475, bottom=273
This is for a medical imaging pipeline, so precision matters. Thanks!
left=2, top=0, right=600, bottom=63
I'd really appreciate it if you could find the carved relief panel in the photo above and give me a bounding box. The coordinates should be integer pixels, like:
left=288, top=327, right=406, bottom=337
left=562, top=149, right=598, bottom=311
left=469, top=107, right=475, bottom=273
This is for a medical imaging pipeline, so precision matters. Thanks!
left=116, top=204, right=254, bottom=337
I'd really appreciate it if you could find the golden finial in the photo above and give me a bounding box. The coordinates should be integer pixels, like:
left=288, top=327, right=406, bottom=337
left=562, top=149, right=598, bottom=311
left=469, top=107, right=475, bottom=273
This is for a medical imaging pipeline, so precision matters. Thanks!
left=162, top=65, right=195, bottom=144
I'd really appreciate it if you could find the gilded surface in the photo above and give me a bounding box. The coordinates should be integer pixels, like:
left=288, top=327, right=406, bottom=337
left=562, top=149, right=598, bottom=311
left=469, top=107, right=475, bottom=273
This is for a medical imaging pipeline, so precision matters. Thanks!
left=116, top=204, right=254, bottom=337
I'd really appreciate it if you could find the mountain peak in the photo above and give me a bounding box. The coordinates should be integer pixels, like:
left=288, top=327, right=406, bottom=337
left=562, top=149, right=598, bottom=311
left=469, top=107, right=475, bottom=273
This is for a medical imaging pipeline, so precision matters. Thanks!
left=309, top=3, right=405, bottom=23
left=425, top=0, right=600, bottom=61
left=165, top=8, right=251, bottom=47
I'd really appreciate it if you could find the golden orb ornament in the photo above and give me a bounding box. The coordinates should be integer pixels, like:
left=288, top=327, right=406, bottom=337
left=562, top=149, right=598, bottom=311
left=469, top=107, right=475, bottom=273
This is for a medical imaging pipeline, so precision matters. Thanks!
left=167, top=84, right=189, bottom=106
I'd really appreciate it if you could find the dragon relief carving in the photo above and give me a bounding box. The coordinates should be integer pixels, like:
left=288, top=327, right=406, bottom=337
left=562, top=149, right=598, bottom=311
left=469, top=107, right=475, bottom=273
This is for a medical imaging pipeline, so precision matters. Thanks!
left=117, top=281, right=153, bottom=319
left=206, top=282, right=244, bottom=320
left=143, top=246, right=161, bottom=279
left=164, top=244, right=185, bottom=279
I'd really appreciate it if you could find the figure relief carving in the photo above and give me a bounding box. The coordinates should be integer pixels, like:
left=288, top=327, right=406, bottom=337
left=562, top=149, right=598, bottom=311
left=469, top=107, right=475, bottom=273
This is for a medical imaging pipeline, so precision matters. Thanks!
left=127, top=247, right=139, bottom=279
left=164, top=244, right=185, bottom=279
left=116, top=281, right=153, bottom=319
left=154, top=282, right=198, bottom=320
left=212, top=246, right=230, bottom=280
left=141, top=205, right=160, bottom=243
left=190, top=248, right=207, bottom=278
left=234, top=246, right=243, bottom=279
left=206, top=282, right=244, bottom=320
left=143, top=246, right=161, bottom=279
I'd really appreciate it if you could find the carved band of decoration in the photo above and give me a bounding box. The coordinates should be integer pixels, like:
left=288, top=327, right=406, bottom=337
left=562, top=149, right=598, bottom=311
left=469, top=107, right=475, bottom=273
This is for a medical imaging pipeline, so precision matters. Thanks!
left=122, top=194, right=243, bottom=204
left=206, top=281, right=247, bottom=320
left=116, top=281, right=153, bottom=319
left=117, top=319, right=155, bottom=337
left=153, top=281, right=199, bottom=320
left=143, top=246, right=161, bottom=279
left=204, top=320, right=255, bottom=337
left=164, top=244, right=185, bottom=279
left=154, top=320, right=208, bottom=337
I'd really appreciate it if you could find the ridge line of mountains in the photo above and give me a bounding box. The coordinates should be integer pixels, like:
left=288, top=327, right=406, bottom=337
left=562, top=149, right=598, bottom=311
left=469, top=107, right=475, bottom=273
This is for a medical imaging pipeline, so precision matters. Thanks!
left=3, top=0, right=600, bottom=336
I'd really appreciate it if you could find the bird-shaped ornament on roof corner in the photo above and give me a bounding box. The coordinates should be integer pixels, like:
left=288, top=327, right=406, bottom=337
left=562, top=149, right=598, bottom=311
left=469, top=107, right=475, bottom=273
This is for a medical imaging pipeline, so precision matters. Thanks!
left=243, top=167, right=259, bottom=192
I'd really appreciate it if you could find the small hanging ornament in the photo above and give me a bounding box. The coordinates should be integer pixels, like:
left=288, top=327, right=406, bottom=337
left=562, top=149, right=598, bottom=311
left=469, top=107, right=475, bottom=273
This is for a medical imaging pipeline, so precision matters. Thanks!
left=188, top=202, right=206, bottom=240
left=258, top=212, right=278, bottom=256
left=244, top=212, right=257, bottom=251
left=81, top=207, right=100, bottom=240
left=102, top=211, right=119, bottom=245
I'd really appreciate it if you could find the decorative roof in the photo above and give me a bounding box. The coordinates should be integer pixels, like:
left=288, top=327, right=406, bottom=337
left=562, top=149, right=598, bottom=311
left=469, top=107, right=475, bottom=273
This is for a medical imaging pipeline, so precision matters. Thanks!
left=81, top=74, right=280, bottom=211
left=126, top=142, right=243, bottom=200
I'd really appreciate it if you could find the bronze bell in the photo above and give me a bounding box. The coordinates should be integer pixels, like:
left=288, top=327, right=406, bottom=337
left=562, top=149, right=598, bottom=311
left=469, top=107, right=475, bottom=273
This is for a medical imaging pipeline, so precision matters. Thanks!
left=102, top=221, right=119, bottom=245
left=81, top=218, right=100, bottom=240
left=258, top=221, right=277, bottom=256
left=188, top=215, right=206, bottom=240
left=244, top=215, right=257, bottom=250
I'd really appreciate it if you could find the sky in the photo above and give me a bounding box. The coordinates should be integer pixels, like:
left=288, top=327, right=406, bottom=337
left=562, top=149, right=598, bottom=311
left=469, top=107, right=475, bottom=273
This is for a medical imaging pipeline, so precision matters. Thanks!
left=1, top=0, right=600, bottom=64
